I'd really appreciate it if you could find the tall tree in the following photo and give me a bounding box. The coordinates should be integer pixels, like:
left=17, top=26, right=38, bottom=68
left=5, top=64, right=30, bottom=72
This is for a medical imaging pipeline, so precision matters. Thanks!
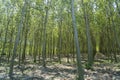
left=81, top=0, right=93, bottom=69
left=71, top=0, right=84, bottom=80
left=9, top=0, right=27, bottom=78
left=42, top=0, right=49, bottom=68
left=0, top=1, right=14, bottom=62
left=22, top=2, right=30, bottom=63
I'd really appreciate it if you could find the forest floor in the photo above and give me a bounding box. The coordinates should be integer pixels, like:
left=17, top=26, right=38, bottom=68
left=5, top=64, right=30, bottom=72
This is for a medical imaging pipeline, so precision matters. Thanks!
left=0, top=58, right=120, bottom=80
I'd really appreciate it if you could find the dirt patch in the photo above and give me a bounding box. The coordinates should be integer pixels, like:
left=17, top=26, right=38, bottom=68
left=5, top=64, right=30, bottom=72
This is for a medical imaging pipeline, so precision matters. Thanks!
left=0, top=62, right=120, bottom=80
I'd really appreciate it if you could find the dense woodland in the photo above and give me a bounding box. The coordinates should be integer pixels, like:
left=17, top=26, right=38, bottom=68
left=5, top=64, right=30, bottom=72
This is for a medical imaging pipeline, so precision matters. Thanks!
left=0, top=0, right=120, bottom=80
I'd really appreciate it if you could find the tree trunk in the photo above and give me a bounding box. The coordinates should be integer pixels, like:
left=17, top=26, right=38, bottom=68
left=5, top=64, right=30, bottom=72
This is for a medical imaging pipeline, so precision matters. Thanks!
left=9, top=1, right=27, bottom=78
left=0, top=8, right=10, bottom=62
left=42, top=3, right=49, bottom=68
left=71, top=0, right=84, bottom=79
left=81, top=0, right=93, bottom=69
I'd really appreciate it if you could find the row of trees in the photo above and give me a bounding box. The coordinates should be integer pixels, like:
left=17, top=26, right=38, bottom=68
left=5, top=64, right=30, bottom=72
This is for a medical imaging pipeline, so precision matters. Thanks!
left=0, top=0, right=120, bottom=79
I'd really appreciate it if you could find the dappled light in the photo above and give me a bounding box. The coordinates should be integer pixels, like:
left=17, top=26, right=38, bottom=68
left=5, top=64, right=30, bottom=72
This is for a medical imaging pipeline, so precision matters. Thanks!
left=0, top=0, right=120, bottom=80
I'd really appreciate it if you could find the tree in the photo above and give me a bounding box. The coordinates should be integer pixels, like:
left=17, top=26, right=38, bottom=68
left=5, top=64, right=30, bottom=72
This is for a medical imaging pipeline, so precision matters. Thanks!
left=71, top=0, right=84, bottom=79
left=42, top=0, right=49, bottom=68
left=0, top=1, right=14, bottom=63
left=81, top=0, right=94, bottom=69
left=9, top=0, right=27, bottom=78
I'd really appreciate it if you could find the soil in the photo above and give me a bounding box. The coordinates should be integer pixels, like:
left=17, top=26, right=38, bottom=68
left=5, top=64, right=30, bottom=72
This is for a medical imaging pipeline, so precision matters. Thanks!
left=0, top=60, right=120, bottom=80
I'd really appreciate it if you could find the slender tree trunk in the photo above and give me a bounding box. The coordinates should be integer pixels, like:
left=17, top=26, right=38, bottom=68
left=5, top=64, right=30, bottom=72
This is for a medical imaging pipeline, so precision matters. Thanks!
left=39, top=28, right=43, bottom=63
left=49, top=31, right=52, bottom=61
left=58, top=20, right=62, bottom=64
left=9, top=1, right=27, bottom=78
left=72, top=32, right=75, bottom=62
left=42, top=4, right=49, bottom=68
left=81, top=0, right=93, bottom=69
left=22, top=30, right=28, bottom=63
left=7, top=28, right=14, bottom=63
left=52, top=35, right=55, bottom=58
left=108, top=0, right=118, bottom=62
left=0, top=8, right=10, bottom=62
left=22, top=4, right=30, bottom=63
left=71, top=0, right=84, bottom=79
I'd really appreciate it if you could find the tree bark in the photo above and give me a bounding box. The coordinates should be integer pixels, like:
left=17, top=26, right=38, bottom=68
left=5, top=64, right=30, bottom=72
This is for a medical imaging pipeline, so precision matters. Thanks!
left=81, top=0, right=93, bottom=69
left=71, top=0, right=84, bottom=79
left=42, top=3, right=49, bottom=68
left=9, top=1, right=27, bottom=78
